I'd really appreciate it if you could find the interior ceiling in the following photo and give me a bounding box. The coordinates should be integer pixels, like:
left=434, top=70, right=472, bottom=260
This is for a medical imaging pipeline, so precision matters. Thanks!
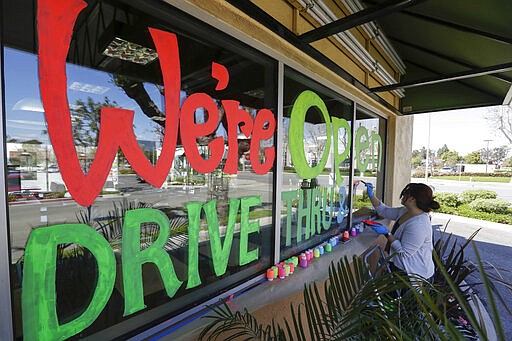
left=3, top=0, right=268, bottom=110
left=230, top=0, right=512, bottom=115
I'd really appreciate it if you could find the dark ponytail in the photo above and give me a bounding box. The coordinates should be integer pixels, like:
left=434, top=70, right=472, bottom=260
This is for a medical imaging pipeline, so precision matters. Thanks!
left=430, top=199, right=440, bottom=211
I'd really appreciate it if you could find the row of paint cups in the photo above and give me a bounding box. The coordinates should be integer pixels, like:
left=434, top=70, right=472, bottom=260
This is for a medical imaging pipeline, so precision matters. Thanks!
left=266, top=224, right=364, bottom=281
left=266, top=256, right=299, bottom=280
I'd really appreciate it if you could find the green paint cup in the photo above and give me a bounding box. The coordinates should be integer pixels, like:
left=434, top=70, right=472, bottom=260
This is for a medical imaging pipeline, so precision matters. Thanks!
left=291, top=256, right=299, bottom=266
left=314, top=248, right=320, bottom=258
left=284, top=264, right=291, bottom=276
left=272, top=266, right=279, bottom=278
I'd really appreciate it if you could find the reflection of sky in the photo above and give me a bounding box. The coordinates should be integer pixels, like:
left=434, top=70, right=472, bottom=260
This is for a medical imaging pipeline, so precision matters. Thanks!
left=4, top=47, right=163, bottom=143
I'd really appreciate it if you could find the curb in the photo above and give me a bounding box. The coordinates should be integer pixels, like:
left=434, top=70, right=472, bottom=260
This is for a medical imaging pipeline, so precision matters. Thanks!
left=8, top=197, right=74, bottom=206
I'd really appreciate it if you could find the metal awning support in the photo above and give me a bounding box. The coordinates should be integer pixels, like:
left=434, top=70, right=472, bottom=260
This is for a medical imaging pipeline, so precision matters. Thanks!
left=504, top=85, right=512, bottom=106
left=402, top=59, right=499, bottom=98
left=299, top=0, right=427, bottom=43
left=370, top=62, right=512, bottom=92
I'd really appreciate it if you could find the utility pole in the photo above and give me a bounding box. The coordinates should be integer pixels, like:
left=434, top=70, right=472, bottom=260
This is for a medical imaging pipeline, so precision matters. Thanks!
left=483, top=139, right=492, bottom=173
left=45, top=142, right=49, bottom=191
left=425, top=113, right=431, bottom=181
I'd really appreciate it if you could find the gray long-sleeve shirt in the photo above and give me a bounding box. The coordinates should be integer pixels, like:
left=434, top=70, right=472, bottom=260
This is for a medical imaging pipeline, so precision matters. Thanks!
left=375, top=203, right=435, bottom=279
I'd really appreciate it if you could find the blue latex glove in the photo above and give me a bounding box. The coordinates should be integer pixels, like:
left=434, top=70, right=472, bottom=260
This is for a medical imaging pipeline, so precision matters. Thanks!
left=365, top=182, right=374, bottom=199
left=370, top=223, right=389, bottom=235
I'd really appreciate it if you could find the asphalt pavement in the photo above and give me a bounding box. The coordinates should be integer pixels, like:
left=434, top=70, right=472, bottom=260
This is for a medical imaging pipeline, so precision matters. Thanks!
left=412, top=177, right=512, bottom=203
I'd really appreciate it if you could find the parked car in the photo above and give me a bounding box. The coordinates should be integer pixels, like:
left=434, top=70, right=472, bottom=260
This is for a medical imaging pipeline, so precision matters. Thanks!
left=47, top=165, right=59, bottom=173
left=439, top=166, right=455, bottom=173
left=7, top=173, right=21, bottom=192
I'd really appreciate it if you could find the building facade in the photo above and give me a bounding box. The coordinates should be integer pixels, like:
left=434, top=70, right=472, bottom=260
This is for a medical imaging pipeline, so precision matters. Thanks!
left=0, top=0, right=414, bottom=339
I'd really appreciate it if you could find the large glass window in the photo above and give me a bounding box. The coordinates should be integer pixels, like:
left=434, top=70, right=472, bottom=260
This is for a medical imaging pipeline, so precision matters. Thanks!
left=3, top=0, right=276, bottom=338
left=280, top=68, right=354, bottom=260
left=353, top=106, right=386, bottom=209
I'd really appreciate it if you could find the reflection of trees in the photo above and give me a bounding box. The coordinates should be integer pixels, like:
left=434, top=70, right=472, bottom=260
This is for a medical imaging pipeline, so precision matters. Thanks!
left=283, top=131, right=290, bottom=167
left=336, top=123, right=350, bottom=164
left=71, top=97, right=118, bottom=148
left=305, top=124, right=327, bottom=166
left=71, top=97, right=120, bottom=172
left=208, top=168, right=230, bottom=218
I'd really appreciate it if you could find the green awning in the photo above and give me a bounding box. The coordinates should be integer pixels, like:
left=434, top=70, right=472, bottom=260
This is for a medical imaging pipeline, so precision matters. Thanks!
left=366, top=0, right=512, bottom=114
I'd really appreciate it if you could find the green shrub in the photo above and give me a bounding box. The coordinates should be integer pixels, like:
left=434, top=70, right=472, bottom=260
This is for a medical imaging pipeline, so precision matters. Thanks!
left=462, top=171, right=512, bottom=177
left=456, top=205, right=512, bottom=224
left=435, top=192, right=461, bottom=207
left=45, top=191, right=66, bottom=199
left=411, top=167, right=430, bottom=178
left=461, top=189, right=496, bottom=203
left=436, top=205, right=456, bottom=214
left=468, top=198, right=510, bottom=214
left=353, top=194, right=370, bottom=210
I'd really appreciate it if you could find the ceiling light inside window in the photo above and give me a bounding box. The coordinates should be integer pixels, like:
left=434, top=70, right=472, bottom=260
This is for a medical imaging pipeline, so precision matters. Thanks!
left=102, top=37, right=158, bottom=65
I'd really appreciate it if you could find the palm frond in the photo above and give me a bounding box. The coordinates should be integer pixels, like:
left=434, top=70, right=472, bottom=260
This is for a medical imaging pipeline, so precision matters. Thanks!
left=200, top=302, right=281, bottom=341
left=200, top=229, right=509, bottom=340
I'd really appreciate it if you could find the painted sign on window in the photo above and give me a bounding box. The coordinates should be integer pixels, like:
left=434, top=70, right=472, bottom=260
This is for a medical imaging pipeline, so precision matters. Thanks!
left=20, top=0, right=276, bottom=338
left=282, top=90, right=382, bottom=246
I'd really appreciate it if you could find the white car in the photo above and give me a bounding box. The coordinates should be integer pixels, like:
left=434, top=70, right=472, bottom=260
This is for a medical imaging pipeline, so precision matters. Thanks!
left=47, top=165, right=59, bottom=173
left=439, top=167, right=454, bottom=173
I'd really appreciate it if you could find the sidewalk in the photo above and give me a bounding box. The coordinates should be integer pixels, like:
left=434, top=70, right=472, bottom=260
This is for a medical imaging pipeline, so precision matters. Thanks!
left=432, top=212, right=512, bottom=231
left=431, top=212, right=510, bottom=339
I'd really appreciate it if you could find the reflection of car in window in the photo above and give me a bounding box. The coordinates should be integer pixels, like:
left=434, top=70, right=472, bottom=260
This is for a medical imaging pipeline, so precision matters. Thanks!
left=47, top=165, right=59, bottom=173
left=7, top=190, right=49, bottom=202
left=439, top=166, right=455, bottom=173
left=7, top=173, right=21, bottom=192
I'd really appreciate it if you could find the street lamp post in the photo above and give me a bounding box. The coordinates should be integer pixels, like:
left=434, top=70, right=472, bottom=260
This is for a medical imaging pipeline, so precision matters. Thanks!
left=425, top=113, right=431, bottom=181
left=45, top=143, right=49, bottom=191
left=483, top=139, right=492, bottom=173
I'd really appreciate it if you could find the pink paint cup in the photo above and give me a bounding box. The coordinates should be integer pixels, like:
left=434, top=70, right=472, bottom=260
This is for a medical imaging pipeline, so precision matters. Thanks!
left=278, top=267, right=286, bottom=279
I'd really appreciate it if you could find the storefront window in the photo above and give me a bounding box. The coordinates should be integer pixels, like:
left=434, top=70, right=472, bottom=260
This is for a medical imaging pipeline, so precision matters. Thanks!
left=3, top=0, right=276, bottom=338
left=280, top=68, right=353, bottom=260
left=353, top=106, right=386, bottom=208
